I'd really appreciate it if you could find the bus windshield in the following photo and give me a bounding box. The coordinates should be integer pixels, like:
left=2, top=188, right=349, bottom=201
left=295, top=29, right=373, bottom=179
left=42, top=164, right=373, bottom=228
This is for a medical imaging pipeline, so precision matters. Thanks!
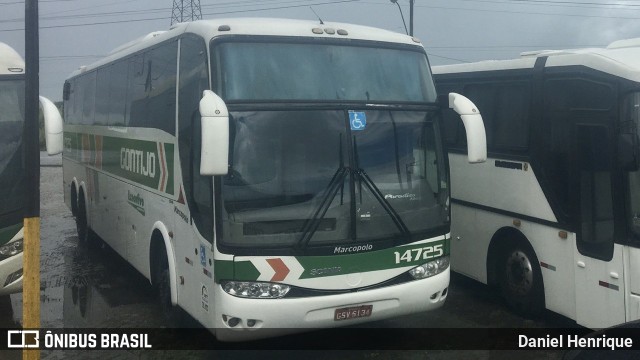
left=213, top=41, right=437, bottom=103
left=220, top=108, right=448, bottom=250
left=216, top=41, right=447, bottom=252
left=0, top=78, right=26, bottom=221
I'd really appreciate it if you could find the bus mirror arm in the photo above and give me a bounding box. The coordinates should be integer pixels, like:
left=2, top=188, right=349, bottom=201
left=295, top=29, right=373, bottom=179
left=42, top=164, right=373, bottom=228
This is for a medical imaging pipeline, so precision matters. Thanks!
left=39, top=96, right=63, bottom=156
left=199, top=90, right=230, bottom=176
left=448, top=93, right=487, bottom=163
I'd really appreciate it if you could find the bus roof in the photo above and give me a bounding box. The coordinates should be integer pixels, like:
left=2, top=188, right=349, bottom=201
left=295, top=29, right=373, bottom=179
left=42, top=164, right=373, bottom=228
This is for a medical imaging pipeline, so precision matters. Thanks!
left=69, top=18, right=421, bottom=78
left=432, top=37, right=640, bottom=83
left=0, top=42, right=24, bottom=76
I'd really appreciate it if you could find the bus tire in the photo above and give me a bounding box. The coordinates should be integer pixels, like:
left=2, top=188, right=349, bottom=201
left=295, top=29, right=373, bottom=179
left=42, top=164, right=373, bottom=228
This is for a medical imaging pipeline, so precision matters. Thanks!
left=75, top=192, right=89, bottom=244
left=498, top=242, right=545, bottom=317
left=155, top=247, right=182, bottom=326
left=75, top=191, right=98, bottom=249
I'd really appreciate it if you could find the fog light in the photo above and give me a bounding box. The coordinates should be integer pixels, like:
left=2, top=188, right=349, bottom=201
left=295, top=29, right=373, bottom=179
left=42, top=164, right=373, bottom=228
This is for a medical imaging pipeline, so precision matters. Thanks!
left=247, top=319, right=256, bottom=327
left=227, top=317, right=240, bottom=327
left=3, top=268, right=22, bottom=287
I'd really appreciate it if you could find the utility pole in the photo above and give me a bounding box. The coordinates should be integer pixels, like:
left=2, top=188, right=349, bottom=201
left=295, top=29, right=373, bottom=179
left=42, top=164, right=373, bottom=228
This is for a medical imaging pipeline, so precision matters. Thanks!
left=409, top=0, right=414, bottom=36
left=390, top=0, right=415, bottom=36
left=171, top=0, right=203, bottom=25
left=23, top=0, right=40, bottom=359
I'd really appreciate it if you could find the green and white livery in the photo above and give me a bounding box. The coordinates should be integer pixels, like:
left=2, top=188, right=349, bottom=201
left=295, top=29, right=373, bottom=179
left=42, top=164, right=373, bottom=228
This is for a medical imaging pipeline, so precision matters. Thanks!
left=60, top=18, right=485, bottom=340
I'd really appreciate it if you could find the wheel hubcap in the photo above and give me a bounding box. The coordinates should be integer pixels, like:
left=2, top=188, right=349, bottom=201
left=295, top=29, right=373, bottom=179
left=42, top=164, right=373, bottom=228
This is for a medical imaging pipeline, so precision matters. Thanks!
left=505, top=250, right=533, bottom=295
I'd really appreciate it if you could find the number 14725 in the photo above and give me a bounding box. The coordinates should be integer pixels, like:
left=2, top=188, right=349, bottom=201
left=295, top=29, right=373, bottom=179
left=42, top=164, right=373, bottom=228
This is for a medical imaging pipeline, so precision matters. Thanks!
left=394, top=244, right=444, bottom=264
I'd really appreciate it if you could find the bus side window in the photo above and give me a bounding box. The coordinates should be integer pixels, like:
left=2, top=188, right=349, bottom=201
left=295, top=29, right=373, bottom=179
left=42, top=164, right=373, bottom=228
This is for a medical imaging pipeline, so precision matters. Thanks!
left=576, top=124, right=614, bottom=259
left=436, top=84, right=464, bottom=149
left=178, top=35, right=212, bottom=242
left=108, top=59, right=129, bottom=127
left=81, top=72, right=96, bottom=125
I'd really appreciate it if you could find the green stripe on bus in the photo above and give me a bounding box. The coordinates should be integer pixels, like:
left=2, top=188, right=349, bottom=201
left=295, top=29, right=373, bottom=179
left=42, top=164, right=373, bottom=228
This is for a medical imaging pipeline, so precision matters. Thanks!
left=0, top=223, right=22, bottom=247
left=213, top=259, right=260, bottom=282
left=297, top=240, right=449, bottom=279
left=214, top=239, right=449, bottom=282
left=64, top=131, right=174, bottom=195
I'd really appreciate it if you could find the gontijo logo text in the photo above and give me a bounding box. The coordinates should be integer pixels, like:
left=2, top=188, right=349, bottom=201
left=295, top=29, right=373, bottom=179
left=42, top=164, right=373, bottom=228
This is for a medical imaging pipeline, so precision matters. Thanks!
left=121, top=147, right=156, bottom=178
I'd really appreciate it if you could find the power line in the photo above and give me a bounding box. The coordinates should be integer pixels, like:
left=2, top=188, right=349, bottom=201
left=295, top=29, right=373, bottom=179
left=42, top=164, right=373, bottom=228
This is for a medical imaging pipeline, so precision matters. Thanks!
left=0, top=0, right=362, bottom=32
left=426, top=52, right=469, bottom=63
left=0, top=0, right=357, bottom=24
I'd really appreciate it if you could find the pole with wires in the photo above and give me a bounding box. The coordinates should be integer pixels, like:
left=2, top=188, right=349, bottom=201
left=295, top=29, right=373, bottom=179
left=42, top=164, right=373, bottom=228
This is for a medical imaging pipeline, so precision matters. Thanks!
left=23, top=0, right=40, bottom=359
left=409, top=0, right=414, bottom=36
left=390, top=0, right=414, bottom=36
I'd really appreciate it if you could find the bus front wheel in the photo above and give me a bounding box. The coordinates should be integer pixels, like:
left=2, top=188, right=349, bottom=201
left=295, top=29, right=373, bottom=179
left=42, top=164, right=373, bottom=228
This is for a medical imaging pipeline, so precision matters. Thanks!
left=498, top=242, right=545, bottom=317
left=154, top=247, right=182, bottom=326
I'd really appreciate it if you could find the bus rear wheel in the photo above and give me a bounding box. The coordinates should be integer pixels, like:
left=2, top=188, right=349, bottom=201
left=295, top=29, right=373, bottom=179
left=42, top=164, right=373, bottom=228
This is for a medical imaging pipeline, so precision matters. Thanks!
left=498, top=243, right=545, bottom=317
left=75, top=193, right=89, bottom=243
left=75, top=192, right=98, bottom=248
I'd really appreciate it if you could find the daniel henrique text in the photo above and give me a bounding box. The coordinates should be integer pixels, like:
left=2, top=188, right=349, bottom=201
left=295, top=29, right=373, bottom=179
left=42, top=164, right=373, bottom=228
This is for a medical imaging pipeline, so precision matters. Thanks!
left=519, top=334, right=633, bottom=350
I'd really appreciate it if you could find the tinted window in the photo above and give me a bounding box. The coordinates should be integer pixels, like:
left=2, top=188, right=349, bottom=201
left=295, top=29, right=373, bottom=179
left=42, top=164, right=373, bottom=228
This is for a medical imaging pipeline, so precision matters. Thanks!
left=108, top=60, right=129, bottom=127
left=494, top=83, right=530, bottom=149
left=214, top=41, right=436, bottom=102
left=546, top=79, right=613, bottom=111
left=69, top=78, right=84, bottom=125
left=437, top=84, right=464, bottom=147
left=464, top=82, right=530, bottom=151
left=94, top=67, right=110, bottom=125
left=81, top=71, right=96, bottom=125
left=543, top=78, right=615, bottom=219
left=128, top=42, right=177, bottom=134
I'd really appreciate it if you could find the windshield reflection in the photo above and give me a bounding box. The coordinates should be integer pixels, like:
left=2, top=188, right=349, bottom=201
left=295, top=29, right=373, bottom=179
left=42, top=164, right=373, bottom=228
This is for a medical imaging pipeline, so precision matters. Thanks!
left=220, top=109, right=448, bottom=251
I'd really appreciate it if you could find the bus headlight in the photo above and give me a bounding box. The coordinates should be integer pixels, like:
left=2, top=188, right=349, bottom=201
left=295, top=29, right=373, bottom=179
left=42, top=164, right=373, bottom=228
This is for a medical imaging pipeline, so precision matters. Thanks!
left=221, top=281, right=291, bottom=299
left=408, top=256, right=449, bottom=280
left=0, top=239, right=23, bottom=259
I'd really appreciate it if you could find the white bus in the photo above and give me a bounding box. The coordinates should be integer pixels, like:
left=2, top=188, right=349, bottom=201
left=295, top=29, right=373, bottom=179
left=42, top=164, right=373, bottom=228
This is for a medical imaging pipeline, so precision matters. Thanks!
left=0, top=42, right=62, bottom=297
left=433, top=38, right=640, bottom=329
left=60, top=18, right=485, bottom=340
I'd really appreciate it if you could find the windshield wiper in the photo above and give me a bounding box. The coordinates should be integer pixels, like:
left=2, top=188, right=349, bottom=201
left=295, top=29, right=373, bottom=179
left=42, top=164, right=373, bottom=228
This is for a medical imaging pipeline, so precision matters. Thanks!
left=353, top=136, right=411, bottom=240
left=296, top=135, right=347, bottom=252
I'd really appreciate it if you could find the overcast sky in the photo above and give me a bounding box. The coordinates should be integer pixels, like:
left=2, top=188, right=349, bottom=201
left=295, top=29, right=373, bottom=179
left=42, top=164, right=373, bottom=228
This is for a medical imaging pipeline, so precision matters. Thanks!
left=2, top=0, right=640, bottom=101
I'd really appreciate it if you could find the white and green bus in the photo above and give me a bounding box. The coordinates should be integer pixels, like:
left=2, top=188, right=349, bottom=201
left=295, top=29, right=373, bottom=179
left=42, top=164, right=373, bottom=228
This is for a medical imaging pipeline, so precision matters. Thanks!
left=434, top=38, right=640, bottom=329
left=60, top=18, right=486, bottom=340
left=0, top=42, right=62, bottom=297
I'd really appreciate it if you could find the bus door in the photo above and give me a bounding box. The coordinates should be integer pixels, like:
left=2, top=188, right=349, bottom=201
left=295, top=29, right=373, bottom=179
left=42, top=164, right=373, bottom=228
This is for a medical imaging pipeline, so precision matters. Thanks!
left=572, top=121, right=626, bottom=328
left=622, top=92, right=640, bottom=322
left=174, top=34, right=215, bottom=324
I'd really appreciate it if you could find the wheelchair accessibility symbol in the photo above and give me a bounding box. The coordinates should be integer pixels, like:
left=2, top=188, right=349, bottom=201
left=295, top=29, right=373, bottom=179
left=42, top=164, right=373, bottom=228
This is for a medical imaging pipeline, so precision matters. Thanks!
left=349, top=111, right=366, bottom=131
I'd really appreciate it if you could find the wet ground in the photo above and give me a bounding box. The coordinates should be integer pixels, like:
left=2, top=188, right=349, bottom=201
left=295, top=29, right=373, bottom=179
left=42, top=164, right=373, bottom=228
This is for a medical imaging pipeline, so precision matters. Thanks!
left=0, top=157, right=580, bottom=359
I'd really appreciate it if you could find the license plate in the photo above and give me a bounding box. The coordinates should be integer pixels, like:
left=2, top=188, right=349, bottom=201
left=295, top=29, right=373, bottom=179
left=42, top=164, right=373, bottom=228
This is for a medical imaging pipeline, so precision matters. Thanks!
left=334, top=305, right=373, bottom=321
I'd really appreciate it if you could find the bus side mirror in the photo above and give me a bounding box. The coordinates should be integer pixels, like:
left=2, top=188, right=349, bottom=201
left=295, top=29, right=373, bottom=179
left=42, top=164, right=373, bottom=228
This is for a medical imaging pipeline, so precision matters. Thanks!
left=199, top=90, right=229, bottom=176
left=618, top=133, right=640, bottom=171
left=448, top=93, right=487, bottom=163
left=39, top=96, right=63, bottom=155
